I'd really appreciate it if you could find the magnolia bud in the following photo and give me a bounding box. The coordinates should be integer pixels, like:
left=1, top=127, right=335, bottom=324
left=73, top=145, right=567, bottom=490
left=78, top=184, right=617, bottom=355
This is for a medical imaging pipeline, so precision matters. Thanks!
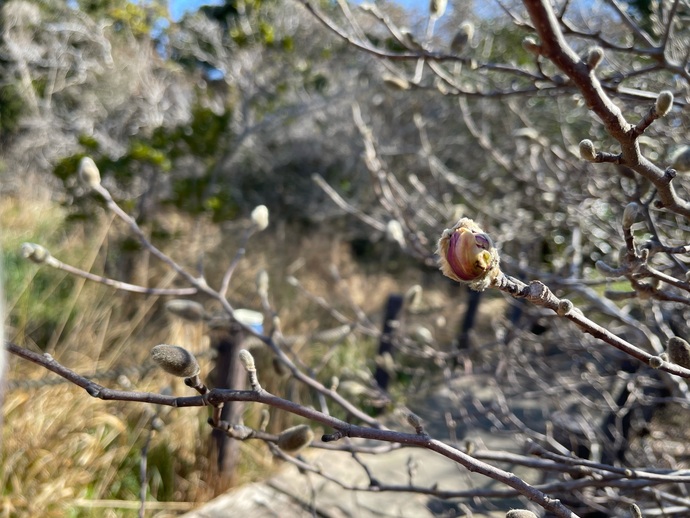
left=521, top=36, right=541, bottom=55
left=165, top=299, right=206, bottom=322
left=78, top=157, right=101, bottom=188
left=405, top=412, right=423, bottom=430
left=277, top=424, right=314, bottom=453
left=505, top=511, right=537, bottom=518
left=20, top=242, right=51, bottom=264
left=429, top=0, right=447, bottom=18
left=586, top=46, right=604, bottom=70
left=655, top=91, right=674, bottom=117
left=403, top=284, right=423, bottom=311
left=579, top=139, right=597, bottom=161
left=450, top=22, right=474, bottom=54
left=382, top=75, right=410, bottom=91
left=256, top=269, right=269, bottom=297
left=151, top=344, right=200, bottom=378
left=414, top=326, right=434, bottom=344
left=239, top=349, right=256, bottom=372
left=251, top=205, right=269, bottom=231
left=386, top=219, right=405, bottom=248
left=667, top=337, right=690, bottom=369
left=622, top=202, right=639, bottom=230
left=437, top=218, right=500, bottom=291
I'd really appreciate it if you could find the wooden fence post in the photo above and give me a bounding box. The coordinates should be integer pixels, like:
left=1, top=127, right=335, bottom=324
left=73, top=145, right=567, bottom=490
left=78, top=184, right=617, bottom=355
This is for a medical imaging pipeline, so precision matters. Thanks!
left=209, top=320, right=246, bottom=486
left=374, top=294, right=404, bottom=392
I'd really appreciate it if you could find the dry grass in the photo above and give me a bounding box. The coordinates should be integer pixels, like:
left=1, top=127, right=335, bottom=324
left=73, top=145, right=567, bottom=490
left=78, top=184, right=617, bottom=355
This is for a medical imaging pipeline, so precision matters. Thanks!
left=2, top=188, right=457, bottom=517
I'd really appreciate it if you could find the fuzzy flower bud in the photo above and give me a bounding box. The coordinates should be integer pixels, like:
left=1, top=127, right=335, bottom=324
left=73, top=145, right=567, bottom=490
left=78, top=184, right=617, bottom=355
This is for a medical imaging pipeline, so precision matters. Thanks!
left=165, top=299, right=206, bottom=322
left=256, top=269, right=269, bottom=297
left=622, top=202, right=639, bottom=230
left=404, top=284, right=423, bottom=311
left=655, top=91, right=674, bottom=117
left=429, top=0, right=447, bottom=18
left=450, top=22, right=474, bottom=54
left=386, top=219, right=406, bottom=248
left=78, top=157, right=101, bottom=189
left=405, top=412, right=424, bottom=433
left=251, top=205, right=269, bottom=231
left=437, top=218, right=500, bottom=291
left=20, top=242, right=51, bottom=264
left=506, top=511, right=537, bottom=518
left=277, top=424, right=314, bottom=453
left=414, top=326, right=434, bottom=344
left=667, top=337, right=690, bottom=369
left=383, top=75, right=410, bottom=91
left=239, top=349, right=256, bottom=372
left=522, top=36, right=541, bottom=55
left=151, top=344, right=200, bottom=378
left=579, top=139, right=597, bottom=161
left=586, top=46, right=604, bottom=70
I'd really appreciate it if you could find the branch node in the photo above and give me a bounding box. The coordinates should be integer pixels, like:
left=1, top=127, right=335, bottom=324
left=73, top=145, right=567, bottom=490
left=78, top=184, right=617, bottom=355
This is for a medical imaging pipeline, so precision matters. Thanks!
left=86, top=384, right=102, bottom=398
left=662, top=167, right=677, bottom=184
left=585, top=46, right=604, bottom=71
left=321, top=431, right=344, bottom=442
left=556, top=299, right=573, bottom=316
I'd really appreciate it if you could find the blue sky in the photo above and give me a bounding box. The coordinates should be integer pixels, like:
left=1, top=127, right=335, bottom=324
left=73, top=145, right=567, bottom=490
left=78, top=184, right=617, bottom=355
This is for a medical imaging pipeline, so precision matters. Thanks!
left=168, top=0, right=429, bottom=21
left=169, top=0, right=221, bottom=20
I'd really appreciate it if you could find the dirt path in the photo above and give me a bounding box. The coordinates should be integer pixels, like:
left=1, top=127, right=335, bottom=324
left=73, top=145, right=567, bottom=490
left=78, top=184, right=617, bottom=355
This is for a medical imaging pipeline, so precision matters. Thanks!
left=182, top=373, right=545, bottom=518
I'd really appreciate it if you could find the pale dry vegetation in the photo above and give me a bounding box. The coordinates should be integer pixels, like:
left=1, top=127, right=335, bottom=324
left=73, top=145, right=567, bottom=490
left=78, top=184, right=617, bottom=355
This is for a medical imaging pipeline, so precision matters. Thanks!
left=2, top=182, right=464, bottom=517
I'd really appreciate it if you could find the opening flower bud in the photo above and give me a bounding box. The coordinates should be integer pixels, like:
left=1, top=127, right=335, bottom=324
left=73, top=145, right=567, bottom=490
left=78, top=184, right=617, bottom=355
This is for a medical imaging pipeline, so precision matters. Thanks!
left=437, top=218, right=500, bottom=291
left=151, top=344, right=200, bottom=378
